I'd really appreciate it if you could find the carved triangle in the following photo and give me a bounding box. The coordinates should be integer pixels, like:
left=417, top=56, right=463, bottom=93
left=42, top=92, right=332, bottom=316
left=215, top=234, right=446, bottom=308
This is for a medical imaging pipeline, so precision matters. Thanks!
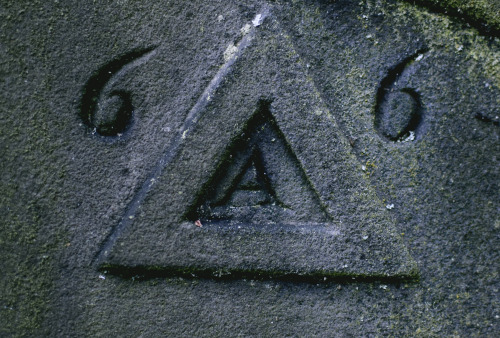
left=98, top=99, right=418, bottom=282
left=186, top=102, right=329, bottom=225
left=96, top=27, right=419, bottom=282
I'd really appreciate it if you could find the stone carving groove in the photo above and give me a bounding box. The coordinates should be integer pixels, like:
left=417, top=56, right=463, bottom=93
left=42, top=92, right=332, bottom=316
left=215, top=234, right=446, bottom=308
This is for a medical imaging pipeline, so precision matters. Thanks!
left=374, top=49, right=428, bottom=142
left=80, top=47, right=156, bottom=136
left=186, top=101, right=330, bottom=225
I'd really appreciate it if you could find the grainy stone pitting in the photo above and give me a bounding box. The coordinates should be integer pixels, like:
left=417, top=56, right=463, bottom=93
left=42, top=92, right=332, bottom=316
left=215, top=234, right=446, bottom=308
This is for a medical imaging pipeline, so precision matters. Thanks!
left=0, top=0, right=498, bottom=336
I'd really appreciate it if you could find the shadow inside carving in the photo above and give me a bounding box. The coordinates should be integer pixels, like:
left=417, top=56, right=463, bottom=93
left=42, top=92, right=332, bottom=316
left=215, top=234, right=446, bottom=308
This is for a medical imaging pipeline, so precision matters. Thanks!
left=80, top=47, right=155, bottom=137
left=475, top=112, right=500, bottom=127
left=185, top=100, right=330, bottom=225
left=399, top=0, right=500, bottom=37
left=374, top=50, right=428, bottom=142
left=99, top=264, right=420, bottom=284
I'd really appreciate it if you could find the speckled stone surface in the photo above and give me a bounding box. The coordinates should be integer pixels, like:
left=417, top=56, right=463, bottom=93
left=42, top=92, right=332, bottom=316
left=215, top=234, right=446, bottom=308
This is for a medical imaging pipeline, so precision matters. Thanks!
left=1, top=0, right=498, bottom=336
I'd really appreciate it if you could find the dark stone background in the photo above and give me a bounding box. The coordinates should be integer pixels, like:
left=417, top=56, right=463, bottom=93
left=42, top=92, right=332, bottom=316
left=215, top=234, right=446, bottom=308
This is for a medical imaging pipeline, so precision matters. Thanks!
left=1, top=0, right=498, bottom=336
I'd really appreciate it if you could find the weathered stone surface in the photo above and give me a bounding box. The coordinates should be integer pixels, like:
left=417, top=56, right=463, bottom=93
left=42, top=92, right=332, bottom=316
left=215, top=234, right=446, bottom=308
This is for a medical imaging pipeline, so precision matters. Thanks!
left=405, top=0, right=500, bottom=35
left=1, top=0, right=498, bottom=336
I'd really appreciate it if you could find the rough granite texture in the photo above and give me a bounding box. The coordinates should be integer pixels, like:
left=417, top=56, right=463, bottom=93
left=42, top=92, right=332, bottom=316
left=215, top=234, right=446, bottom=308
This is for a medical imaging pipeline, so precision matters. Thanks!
left=0, top=0, right=498, bottom=336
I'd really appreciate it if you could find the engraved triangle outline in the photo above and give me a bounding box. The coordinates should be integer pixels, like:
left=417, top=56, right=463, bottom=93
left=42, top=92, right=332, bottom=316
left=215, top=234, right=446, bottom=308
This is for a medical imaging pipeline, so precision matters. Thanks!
left=185, top=101, right=330, bottom=225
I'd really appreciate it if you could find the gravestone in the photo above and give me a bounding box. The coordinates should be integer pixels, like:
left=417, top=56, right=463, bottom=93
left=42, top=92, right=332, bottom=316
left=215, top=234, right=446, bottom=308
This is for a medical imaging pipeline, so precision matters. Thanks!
left=1, top=0, right=498, bottom=336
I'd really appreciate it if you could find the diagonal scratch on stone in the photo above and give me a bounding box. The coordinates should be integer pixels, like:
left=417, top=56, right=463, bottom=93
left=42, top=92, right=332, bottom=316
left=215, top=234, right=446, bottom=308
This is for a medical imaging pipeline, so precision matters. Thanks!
left=93, top=5, right=271, bottom=266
